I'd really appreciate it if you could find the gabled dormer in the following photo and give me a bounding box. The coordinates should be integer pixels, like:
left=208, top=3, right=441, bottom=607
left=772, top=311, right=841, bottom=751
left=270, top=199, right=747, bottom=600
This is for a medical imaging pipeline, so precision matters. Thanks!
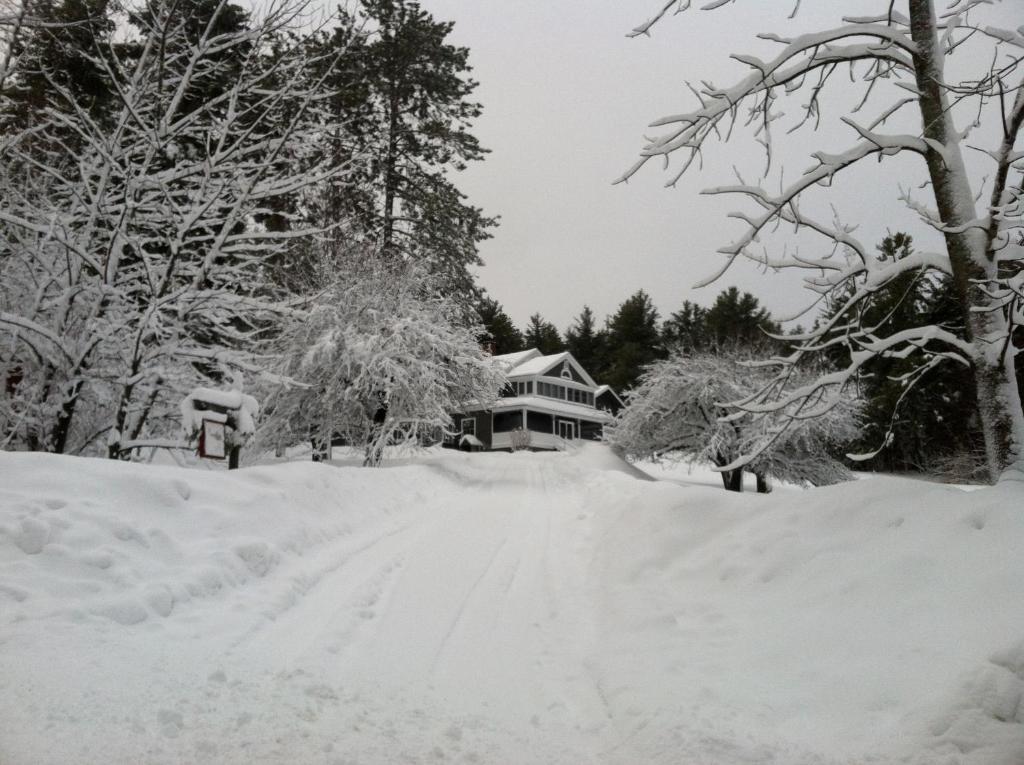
left=491, top=350, right=602, bottom=408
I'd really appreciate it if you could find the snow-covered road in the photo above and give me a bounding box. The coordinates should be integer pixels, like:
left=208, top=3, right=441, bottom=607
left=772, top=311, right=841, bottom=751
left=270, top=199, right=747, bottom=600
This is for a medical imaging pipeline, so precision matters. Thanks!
left=224, top=457, right=605, bottom=763
left=2, top=446, right=1023, bottom=764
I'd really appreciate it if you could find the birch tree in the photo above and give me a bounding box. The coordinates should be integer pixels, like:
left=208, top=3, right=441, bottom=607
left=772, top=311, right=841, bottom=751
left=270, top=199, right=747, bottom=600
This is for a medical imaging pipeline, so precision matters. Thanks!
left=622, top=0, right=1024, bottom=482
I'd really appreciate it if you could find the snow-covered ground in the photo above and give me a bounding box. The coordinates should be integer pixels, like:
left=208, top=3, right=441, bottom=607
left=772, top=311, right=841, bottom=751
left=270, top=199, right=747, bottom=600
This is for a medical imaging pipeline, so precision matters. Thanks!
left=1, top=445, right=1022, bottom=764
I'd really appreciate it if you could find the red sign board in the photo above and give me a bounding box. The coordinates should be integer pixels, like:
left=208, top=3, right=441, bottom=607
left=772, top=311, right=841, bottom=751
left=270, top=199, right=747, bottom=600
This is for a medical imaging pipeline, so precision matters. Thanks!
left=199, top=419, right=226, bottom=459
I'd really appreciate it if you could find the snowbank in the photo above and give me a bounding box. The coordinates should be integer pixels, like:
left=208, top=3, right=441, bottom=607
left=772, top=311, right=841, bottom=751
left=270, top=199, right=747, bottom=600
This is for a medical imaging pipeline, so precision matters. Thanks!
left=0, top=447, right=1021, bottom=764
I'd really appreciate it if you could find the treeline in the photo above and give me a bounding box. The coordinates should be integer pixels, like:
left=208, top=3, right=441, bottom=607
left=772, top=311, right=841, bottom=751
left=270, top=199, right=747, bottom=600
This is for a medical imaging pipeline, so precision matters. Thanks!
left=478, top=285, right=782, bottom=393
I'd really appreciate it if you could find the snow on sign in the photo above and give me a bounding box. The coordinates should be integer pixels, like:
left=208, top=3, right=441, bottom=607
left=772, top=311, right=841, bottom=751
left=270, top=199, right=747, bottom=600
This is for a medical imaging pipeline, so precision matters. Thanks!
left=180, top=387, right=259, bottom=469
left=199, top=419, right=226, bottom=459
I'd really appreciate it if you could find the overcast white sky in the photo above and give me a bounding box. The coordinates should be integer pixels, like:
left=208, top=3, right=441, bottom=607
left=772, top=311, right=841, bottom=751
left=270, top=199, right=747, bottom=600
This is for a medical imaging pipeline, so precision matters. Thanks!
left=408, top=1, right=1015, bottom=332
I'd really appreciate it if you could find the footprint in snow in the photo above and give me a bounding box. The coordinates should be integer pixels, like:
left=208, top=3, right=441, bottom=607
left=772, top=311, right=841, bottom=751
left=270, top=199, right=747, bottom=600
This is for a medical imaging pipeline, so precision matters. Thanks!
left=14, top=518, right=49, bottom=555
left=157, top=709, right=184, bottom=738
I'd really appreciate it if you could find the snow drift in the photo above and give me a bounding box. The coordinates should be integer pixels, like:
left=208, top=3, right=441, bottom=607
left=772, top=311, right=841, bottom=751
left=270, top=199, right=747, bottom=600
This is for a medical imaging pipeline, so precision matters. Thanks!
left=0, top=445, right=1021, bottom=764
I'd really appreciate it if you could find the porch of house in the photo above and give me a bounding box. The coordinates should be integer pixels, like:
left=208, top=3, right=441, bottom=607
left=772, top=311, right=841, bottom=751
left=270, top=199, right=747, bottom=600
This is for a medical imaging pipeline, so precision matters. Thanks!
left=488, top=406, right=605, bottom=451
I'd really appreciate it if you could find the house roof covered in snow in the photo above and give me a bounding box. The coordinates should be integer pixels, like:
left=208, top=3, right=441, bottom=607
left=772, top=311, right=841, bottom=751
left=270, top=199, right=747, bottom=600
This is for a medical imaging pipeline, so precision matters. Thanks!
left=489, top=349, right=541, bottom=371
left=595, top=385, right=623, bottom=403
left=489, top=395, right=613, bottom=422
left=493, top=350, right=599, bottom=388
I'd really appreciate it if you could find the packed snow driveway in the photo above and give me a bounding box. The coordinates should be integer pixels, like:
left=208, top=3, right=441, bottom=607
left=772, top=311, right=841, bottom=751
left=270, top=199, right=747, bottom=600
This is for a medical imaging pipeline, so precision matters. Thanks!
left=223, top=457, right=608, bottom=763
left=1, top=446, right=1023, bottom=764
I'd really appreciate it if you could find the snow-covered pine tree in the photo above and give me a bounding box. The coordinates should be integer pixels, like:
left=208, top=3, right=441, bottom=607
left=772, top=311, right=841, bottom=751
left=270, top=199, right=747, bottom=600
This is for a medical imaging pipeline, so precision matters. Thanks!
left=622, top=0, right=1024, bottom=482
left=317, top=0, right=496, bottom=304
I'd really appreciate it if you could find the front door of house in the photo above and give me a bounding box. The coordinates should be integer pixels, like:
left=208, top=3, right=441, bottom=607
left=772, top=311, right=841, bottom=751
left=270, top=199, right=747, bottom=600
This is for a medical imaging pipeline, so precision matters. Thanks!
left=558, top=420, right=575, bottom=440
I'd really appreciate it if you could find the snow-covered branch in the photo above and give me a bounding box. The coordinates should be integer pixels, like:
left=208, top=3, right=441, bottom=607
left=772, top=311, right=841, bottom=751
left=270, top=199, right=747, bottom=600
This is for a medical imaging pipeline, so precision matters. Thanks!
left=624, top=0, right=1024, bottom=481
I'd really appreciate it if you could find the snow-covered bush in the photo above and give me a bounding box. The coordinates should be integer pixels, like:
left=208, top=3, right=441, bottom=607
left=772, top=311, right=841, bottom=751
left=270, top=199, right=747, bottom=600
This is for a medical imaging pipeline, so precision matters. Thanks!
left=258, top=251, right=506, bottom=466
left=607, top=351, right=861, bottom=491
left=510, top=427, right=532, bottom=452
left=0, top=0, right=352, bottom=456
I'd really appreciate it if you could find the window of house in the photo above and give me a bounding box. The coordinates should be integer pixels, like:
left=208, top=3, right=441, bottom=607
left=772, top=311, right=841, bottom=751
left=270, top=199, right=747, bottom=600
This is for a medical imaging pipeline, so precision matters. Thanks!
left=493, top=411, right=524, bottom=432
left=527, top=411, right=553, bottom=432
left=526, top=381, right=533, bottom=394
left=462, top=418, right=476, bottom=436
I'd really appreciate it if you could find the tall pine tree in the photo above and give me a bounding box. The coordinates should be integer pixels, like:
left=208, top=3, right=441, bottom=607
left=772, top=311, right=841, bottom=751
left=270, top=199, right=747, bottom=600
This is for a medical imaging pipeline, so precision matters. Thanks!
left=565, top=305, right=606, bottom=373
left=602, top=290, right=662, bottom=393
left=324, top=0, right=495, bottom=299
left=661, top=301, right=708, bottom=352
left=476, top=296, right=523, bottom=355
left=0, top=0, right=117, bottom=162
left=523, top=313, right=564, bottom=355
left=704, top=287, right=780, bottom=351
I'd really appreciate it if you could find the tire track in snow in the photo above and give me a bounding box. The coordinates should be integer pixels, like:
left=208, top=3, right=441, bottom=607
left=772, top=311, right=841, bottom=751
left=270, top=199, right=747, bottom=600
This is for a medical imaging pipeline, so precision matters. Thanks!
left=429, top=534, right=510, bottom=674
left=226, top=514, right=426, bottom=664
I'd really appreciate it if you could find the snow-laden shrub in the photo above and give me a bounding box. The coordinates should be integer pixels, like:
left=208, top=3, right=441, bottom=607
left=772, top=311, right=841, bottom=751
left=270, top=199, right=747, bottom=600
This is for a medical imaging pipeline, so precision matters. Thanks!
left=258, top=251, right=506, bottom=466
left=607, top=351, right=861, bottom=491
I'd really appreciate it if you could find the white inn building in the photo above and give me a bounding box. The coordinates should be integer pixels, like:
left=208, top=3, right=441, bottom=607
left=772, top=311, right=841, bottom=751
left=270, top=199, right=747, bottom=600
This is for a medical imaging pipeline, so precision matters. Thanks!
left=447, top=349, right=623, bottom=451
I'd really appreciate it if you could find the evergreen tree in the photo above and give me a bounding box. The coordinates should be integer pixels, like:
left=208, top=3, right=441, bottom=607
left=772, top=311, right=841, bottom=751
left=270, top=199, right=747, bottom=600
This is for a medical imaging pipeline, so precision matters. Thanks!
left=126, top=0, right=252, bottom=114
left=476, top=296, right=523, bottom=355
left=602, top=290, right=662, bottom=393
left=661, top=301, right=708, bottom=352
left=324, top=0, right=495, bottom=298
left=565, top=305, right=605, bottom=373
left=828, top=234, right=984, bottom=474
left=704, top=287, right=780, bottom=351
left=0, top=0, right=117, bottom=160
left=661, top=289, right=780, bottom=354
left=523, top=313, right=564, bottom=355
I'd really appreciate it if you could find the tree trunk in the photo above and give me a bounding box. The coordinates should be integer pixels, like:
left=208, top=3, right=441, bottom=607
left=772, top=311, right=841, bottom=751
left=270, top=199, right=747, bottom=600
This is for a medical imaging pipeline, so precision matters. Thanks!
left=720, top=468, right=743, bottom=492
left=50, top=378, right=84, bottom=454
left=755, top=471, right=772, bottom=494
left=108, top=380, right=136, bottom=459
left=381, top=84, right=400, bottom=256
left=908, top=0, right=1024, bottom=481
